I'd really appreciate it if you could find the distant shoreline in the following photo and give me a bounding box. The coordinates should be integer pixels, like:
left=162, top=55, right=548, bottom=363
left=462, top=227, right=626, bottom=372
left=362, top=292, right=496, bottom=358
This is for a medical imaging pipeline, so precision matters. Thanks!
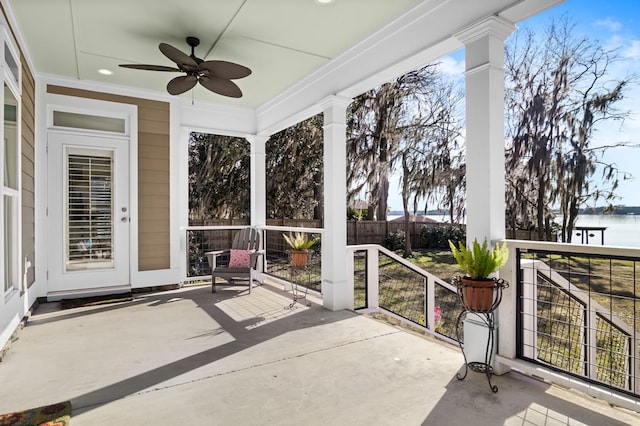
left=389, top=207, right=640, bottom=216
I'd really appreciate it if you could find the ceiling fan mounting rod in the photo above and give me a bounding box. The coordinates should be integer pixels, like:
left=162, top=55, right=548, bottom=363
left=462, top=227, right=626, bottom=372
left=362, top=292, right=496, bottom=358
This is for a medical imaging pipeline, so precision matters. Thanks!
left=186, top=36, right=203, bottom=64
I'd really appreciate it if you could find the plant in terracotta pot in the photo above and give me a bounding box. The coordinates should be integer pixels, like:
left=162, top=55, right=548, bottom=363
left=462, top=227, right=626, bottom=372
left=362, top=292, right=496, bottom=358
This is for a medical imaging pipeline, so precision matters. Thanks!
left=283, top=232, right=320, bottom=267
left=448, top=238, right=509, bottom=312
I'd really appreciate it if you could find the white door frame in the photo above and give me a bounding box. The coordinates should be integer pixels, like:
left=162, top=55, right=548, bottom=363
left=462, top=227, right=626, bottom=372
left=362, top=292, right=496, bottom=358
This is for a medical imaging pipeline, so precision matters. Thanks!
left=43, top=95, right=137, bottom=300
left=47, top=131, right=130, bottom=298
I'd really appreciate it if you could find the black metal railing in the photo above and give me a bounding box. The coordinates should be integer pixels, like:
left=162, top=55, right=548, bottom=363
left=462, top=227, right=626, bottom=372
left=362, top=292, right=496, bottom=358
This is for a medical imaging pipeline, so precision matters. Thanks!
left=353, top=250, right=368, bottom=310
left=517, top=248, right=640, bottom=397
left=348, top=245, right=460, bottom=342
left=378, top=251, right=427, bottom=326
left=186, top=226, right=247, bottom=278
left=263, top=228, right=322, bottom=292
left=185, top=226, right=323, bottom=292
left=435, top=279, right=465, bottom=341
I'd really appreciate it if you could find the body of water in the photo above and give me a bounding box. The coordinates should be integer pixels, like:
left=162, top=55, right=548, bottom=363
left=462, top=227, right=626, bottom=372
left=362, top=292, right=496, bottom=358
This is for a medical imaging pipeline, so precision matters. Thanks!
left=388, top=214, right=640, bottom=248
left=568, top=214, right=640, bottom=248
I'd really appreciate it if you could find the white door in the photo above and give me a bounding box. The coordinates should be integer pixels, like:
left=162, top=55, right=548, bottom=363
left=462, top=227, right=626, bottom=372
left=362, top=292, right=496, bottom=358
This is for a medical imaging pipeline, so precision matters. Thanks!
left=47, top=132, right=130, bottom=295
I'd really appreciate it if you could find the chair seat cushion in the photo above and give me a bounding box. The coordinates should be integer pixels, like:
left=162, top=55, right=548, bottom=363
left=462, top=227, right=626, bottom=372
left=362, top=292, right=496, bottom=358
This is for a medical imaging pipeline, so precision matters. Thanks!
left=212, top=267, right=251, bottom=277
left=228, top=249, right=256, bottom=268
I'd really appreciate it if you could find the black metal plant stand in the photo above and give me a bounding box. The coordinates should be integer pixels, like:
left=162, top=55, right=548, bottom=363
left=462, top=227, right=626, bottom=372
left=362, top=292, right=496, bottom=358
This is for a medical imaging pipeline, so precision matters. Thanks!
left=285, top=260, right=312, bottom=310
left=453, top=276, right=509, bottom=393
left=286, top=278, right=310, bottom=309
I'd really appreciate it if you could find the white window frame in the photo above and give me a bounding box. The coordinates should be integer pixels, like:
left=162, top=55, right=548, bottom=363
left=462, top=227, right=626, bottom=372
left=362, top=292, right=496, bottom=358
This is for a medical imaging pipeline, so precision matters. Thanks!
left=1, top=26, right=21, bottom=300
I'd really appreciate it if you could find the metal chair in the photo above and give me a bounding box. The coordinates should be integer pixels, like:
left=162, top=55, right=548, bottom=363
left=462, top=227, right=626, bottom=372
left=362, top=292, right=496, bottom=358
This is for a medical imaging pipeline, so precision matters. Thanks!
left=206, top=227, right=264, bottom=294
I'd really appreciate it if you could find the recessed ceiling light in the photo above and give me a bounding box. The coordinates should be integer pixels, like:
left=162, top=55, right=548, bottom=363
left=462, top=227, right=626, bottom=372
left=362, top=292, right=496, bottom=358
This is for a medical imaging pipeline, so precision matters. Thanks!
left=315, top=0, right=335, bottom=4
left=98, top=68, right=113, bottom=76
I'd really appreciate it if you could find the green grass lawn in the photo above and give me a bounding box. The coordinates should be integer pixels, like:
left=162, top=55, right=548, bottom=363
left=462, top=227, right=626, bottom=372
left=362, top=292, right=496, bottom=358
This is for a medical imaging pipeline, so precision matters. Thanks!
left=406, top=249, right=460, bottom=281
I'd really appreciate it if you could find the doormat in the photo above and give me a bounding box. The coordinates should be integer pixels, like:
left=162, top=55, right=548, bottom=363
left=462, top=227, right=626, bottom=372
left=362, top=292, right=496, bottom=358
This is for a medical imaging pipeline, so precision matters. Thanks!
left=60, top=293, right=133, bottom=309
left=0, top=400, right=71, bottom=426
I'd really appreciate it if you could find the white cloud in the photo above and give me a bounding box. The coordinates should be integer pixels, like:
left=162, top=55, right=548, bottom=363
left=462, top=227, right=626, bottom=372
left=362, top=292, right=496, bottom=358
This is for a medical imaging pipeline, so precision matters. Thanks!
left=594, top=18, right=622, bottom=32
left=437, top=55, right=465, bottom=76
left=623, top=40, right=640, bottom=60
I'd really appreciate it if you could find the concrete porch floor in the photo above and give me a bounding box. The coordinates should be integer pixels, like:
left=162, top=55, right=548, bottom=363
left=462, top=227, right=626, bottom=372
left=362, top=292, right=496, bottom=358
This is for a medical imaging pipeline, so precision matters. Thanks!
left=0, top=283, right=638, bottom=425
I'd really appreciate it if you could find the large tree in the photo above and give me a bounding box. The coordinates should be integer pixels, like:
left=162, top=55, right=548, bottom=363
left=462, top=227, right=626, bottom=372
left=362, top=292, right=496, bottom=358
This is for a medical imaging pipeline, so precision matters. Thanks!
left=505, top=18, right=634, bottom=242
left=347, top=63, right=464, bottom=229
left=348, top=80, right=404, bottom=221
left=188, top=133, right=250, bottom=222
left=266, top=114, right=324, bottom=220
left=395, top=71, right=464, bottom=255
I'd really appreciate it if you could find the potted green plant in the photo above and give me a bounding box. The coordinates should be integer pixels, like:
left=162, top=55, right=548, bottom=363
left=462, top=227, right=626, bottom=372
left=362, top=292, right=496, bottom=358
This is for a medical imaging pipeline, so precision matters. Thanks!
left=283, top=232, right=320, bottom=267
left=448, top=238, right=509, bottom=312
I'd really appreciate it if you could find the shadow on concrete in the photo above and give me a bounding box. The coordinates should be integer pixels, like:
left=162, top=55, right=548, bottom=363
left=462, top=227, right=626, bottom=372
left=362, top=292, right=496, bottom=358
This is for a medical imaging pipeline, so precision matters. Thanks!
left=421, top=368, right=632, bottom=426
left=69, top=284, right=353, bottom=415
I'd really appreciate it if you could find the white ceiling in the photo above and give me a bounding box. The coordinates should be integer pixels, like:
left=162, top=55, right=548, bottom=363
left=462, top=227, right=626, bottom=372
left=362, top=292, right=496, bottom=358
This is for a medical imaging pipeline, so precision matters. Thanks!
left=7, top=0, right=424, bottom=108
left=5, top=0, right=564, bottom=113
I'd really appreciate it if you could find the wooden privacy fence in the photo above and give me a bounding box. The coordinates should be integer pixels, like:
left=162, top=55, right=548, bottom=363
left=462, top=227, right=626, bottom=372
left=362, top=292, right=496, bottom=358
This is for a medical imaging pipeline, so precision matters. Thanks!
left=189, top=219, right=553, bottom=257
left=189, top=219, right=459, bottom=248
left=348, top=220, right=455, bottom=247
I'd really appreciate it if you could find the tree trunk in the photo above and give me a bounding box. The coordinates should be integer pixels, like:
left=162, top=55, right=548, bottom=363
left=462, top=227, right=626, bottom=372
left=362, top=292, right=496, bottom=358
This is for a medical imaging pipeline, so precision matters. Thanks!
left=401, top=153, right=412, bottom=257
left=536, top=174, right=546, bottom=240
left=377, top=136, right=389, bottom=221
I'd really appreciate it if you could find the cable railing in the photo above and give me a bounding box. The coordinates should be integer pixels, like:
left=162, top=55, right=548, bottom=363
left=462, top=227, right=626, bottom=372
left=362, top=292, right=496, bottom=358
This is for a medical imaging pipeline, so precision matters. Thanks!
left=185, top=225, right=247, bottom=279
left=262, top=225, right=322, bottom=292
left=184, top=225, right=323, bottom=292
left=347, top=244, right=461, bottom=343
left=515, top=246, right=640, bottom=398
left=186, top=230, right=460, bottom=341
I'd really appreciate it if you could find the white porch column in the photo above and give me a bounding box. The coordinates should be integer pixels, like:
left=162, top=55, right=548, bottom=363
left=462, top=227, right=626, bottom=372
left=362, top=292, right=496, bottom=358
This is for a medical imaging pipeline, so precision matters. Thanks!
left=456, top=17, right=515, bottom=245
left=456, top=17, right=515, bottom=375
left=320, top=96, right=352, bottom=311
left=247, top=135, right=268, bottom=228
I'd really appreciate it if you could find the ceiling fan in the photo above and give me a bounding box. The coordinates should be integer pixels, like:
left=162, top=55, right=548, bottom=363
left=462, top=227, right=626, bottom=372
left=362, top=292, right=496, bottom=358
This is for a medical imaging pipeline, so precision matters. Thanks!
left=119, top=36, right=251, bottom=98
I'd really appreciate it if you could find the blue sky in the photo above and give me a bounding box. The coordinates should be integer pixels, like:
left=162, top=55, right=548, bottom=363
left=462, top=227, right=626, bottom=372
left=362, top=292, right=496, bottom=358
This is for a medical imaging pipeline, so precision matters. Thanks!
left=388, top=0, right=640, bottom=212
left=514, top=0, right=640, bottom=207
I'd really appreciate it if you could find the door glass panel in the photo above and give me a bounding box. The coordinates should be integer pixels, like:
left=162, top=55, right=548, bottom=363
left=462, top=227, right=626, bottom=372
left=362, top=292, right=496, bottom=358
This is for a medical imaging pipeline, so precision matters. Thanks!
left=66, top=152, right=114, bottom=271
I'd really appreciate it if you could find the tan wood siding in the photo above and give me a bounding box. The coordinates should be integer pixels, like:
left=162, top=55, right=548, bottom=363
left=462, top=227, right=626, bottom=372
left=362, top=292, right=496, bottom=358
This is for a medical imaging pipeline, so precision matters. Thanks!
left=46, top=85, right=170, bottom=271
left=22, top=56, right=36, bottom=287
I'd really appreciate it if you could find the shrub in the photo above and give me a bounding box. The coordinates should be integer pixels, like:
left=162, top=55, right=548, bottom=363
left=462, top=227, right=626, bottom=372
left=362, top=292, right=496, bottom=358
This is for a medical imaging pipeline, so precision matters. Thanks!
left=420, top=225, right=466, bottom=249
left=347, top=208, right=369, bottom=221
left=383, top=229, right=405, bottom=251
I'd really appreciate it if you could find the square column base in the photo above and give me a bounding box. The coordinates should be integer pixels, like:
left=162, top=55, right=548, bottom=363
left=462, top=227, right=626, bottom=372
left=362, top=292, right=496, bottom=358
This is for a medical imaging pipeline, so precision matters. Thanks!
left=321, top=279, right=353, bottom=311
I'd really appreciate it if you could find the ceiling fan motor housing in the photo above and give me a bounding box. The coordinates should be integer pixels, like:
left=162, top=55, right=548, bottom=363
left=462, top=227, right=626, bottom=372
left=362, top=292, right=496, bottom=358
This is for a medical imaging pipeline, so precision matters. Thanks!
left=186, top=36, right=200, bottom=48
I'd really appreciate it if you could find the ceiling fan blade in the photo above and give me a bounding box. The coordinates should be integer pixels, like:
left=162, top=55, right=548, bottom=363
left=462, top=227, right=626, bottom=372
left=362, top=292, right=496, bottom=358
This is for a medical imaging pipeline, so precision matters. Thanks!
left=199, top=76, right=242, bottom=98
left=119, top=64, right=181, bottom=72
left=167, top=75, right=197, bottom=95
left=199, top=61, right=252, bottom=80
left=159, top=43, right=198, bottom=70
